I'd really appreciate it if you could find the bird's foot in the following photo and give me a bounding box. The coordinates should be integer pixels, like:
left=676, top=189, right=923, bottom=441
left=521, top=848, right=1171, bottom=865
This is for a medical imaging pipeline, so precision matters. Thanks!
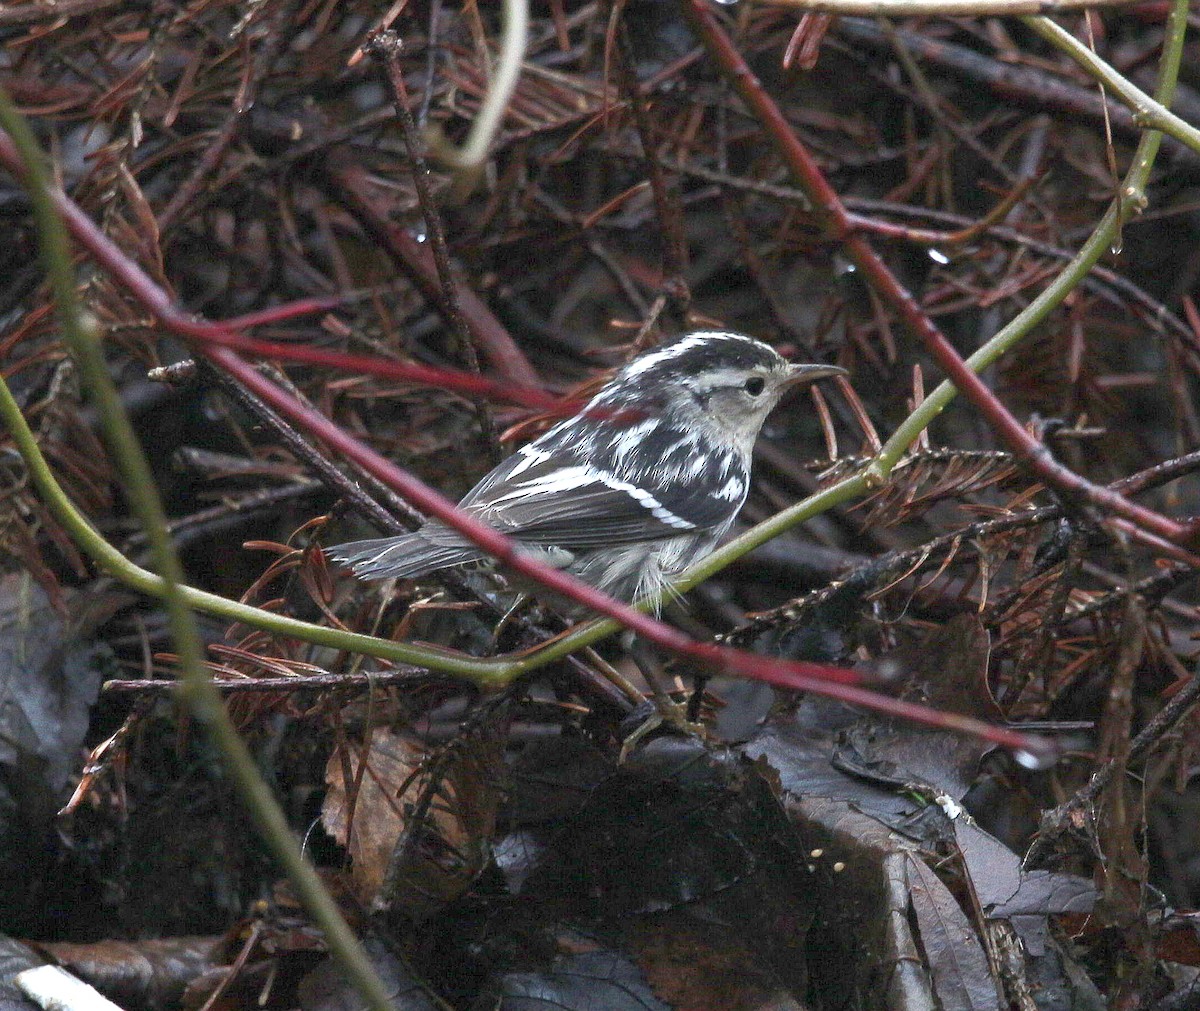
left=618, top=697, right=708, bottom=763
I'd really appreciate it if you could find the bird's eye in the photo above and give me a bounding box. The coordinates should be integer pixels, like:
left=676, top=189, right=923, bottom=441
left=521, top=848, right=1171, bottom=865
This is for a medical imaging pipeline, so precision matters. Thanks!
left=743, top=376, right=766, bottom=396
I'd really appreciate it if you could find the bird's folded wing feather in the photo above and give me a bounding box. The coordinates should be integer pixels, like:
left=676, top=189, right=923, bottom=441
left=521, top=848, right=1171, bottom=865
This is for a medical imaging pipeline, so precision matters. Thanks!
left=458, top=449, right=743, bottom=550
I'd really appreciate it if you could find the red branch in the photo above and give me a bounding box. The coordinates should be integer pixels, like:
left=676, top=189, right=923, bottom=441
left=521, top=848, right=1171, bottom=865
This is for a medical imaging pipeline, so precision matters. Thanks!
left=681, top=0, right=1200, bottom=558
left=189, top=324, right=573, bottom=414
left=0, top=129, right=1054, bottom=756
left=211, top=297, right=581, bottom=415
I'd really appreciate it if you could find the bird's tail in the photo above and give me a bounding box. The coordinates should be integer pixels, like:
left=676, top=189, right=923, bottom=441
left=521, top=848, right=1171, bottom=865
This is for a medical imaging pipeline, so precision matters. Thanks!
left=325, top=534, right=483, bottom=580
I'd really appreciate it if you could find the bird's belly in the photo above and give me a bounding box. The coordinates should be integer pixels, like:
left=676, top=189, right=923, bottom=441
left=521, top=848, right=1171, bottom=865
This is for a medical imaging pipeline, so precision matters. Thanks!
left=565, top=533, right=714, bottom=607
left=505, top=532, right=720, bottom=614
left=515, top=545, right=576, bottom=570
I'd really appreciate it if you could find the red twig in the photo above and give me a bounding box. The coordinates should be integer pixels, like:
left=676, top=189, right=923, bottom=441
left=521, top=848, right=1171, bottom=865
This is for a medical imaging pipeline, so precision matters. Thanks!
left=202, top=324, right=569, bottom=413
left=220, top=297, right=346, bottom=329
left=220, top=347, right=1056, bottom=752
left=220, top=298, right=562, bottom=411
left=681, top=0, right=1199, bottom=557
left=0, top=128, right=1053, bottom=755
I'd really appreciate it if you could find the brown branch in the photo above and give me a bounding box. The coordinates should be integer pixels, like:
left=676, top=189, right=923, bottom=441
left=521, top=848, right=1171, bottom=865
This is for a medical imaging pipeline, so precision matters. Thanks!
left=0, top=0, right=124, bottom=26
left=197, top=360, right=420, bottom=535
left=613, top=17, right=691, bottom=314
left=832, top=19, right=1200, bottom=171
left=104, top=669, right=432, bottom=694
left=600, top=149, right=1200, bottom=362
left=322, top=154, right=539, bottom=388
left=1028, top=653, right=1200, bottom=867
left=365, top=30, right=500, bottom=464
left=800, top=1, right=1158, bottom=22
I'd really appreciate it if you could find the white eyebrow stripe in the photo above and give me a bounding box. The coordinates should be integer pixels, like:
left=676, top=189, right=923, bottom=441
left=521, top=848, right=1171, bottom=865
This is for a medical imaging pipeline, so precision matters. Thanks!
left=492, top=464, right=698, bottom=530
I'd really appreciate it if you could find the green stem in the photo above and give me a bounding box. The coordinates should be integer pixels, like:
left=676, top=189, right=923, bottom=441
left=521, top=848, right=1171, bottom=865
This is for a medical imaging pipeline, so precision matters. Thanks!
left=1023, top=14, right=1200, bottom=157
left=0, top=362, right=857, bottom=677
left=865, top=2, right=1185, bottom=479
left=425, top=0, right=528, bottom=186
left=0, top=371, right=520, bottom=680
left=0, top=90, right=397, bottom=1011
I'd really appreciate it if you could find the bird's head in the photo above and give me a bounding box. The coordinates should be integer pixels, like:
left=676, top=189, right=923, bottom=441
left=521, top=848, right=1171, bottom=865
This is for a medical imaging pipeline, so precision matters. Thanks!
left=608, top=331, right=846, bottom=454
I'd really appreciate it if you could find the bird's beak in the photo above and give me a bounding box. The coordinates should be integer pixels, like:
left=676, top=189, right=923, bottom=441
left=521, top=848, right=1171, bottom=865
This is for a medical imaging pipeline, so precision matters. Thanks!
left=784, top=362, right=848, bottom=387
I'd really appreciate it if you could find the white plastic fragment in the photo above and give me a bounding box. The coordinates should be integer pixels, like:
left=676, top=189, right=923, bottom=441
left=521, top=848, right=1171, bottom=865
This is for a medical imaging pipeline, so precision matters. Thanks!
left=14, top=965, right=126, bottom=1011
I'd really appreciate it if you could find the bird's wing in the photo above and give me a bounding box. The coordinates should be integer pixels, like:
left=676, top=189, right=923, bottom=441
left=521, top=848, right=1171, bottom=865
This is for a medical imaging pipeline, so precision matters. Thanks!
left=458, top=446, right=745, bottom=550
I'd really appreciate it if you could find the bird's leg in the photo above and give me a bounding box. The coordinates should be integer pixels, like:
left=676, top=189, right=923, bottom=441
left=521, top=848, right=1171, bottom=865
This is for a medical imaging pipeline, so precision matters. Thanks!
left=487, top=592, right=533, bottom=651
left=627, top=634, right=682, bottom=712
left=658, top=598, right=717, bottom=725
left=686, top=674, right=710, bottom=723
left=618, top=633, right=706, bottom=761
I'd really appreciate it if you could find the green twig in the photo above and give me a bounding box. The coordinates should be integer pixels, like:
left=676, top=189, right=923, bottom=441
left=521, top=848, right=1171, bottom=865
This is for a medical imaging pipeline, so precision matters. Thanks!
left=867, top=0, right=1186, bottom=486
left=0, top=358, right=853, bottom=676
left=424, top=0, right=528, bottom=193
left=0, top=386, right=522, bottom=681
left=752, top=0, right=1149, bottom=12
left=0, top=89, right=397, bottom=1011
left=1023, top=14, right=1200, bottom=157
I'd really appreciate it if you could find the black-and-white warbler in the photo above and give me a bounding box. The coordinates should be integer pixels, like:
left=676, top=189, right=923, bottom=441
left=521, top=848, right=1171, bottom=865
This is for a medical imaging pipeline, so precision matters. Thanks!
left=328, top=331, right=845, bottom=607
